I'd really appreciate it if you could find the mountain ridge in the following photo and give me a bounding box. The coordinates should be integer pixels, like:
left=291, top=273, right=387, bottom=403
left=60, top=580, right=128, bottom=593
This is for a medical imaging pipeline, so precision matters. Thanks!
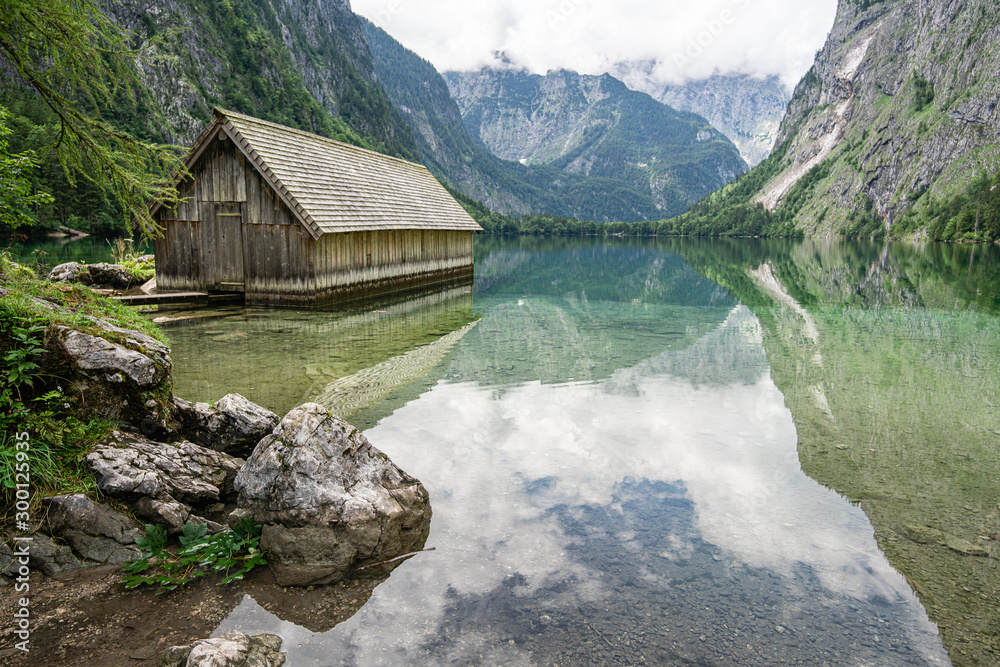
left=608, top=69, right=790, bottom=168
left=444, top=67, right=747, bottom=218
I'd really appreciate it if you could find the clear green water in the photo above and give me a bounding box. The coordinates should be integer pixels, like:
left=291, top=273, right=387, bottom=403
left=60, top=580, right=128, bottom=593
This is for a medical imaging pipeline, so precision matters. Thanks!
left=5, top=236, right=152, bottom=266
left=157, top=237, right=1000, bottom=665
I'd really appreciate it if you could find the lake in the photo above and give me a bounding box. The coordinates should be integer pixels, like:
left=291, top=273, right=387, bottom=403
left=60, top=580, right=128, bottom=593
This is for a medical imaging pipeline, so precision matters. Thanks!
left=58, top=236, right=1000, bottom=664
left=155, top=235, right=1000, bottom=665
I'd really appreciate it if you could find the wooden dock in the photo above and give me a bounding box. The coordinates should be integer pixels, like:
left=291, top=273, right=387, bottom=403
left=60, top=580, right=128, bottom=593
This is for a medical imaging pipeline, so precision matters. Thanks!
left=114, top=291, right=244, bottom=306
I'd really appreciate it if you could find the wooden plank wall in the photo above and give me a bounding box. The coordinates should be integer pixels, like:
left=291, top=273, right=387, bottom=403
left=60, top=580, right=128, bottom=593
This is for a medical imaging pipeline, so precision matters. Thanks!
left=200, top=203, right=245, bottom=291
left=155, top=136, right=249, bottom=291
left=240, top=148, right=315, bottom=303
left=313, top=229, right=474, bottom=300
left=154, top=220, right=202, bottom=291
left=242, top=223, right=315, bottom=302
left=198, top=135, right=247, bottom=204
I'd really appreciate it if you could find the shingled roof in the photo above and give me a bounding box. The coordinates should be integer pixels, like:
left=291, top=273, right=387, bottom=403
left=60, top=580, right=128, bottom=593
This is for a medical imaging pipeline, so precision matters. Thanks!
left=159, top=108, right=482, bottom=239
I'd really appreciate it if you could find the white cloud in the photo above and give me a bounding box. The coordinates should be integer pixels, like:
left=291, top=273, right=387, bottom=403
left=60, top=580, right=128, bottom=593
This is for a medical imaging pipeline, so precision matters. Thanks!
left=352, top=0, right=838, bottom=92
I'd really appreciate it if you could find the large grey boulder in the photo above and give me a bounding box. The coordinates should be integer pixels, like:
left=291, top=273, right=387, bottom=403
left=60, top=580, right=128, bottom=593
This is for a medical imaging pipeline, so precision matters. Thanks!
left=160, top=632, right=285, bottom=667
left=26, top=535, right=84, bottom=576
left=43, top=494, right=144, bottom=564
left=87, top=262, right=133, bottom=289
left=61, top=329, right=166, bottom=386
left=0, top=537, right=84, bottom=577
left=48, top=262, right=87, bottom=283
left=48, top=261, right=133, bottom=289
left=84, top=316, right=171, bottom=367
left=53, top=318, right=173, bottom=430
left=4, top=495, right=147, bottom=575
left=88, top=431, right=245, bottom=505
left=173, top=394, right=279, bottom=458
left=232, top=403, right=431, bottom=586
left=132, top=496, right=193, bottom=535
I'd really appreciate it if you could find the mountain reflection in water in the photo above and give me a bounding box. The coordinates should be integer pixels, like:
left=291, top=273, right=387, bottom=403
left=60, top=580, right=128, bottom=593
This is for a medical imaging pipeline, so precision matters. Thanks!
left=185, top=238, right=960, bottom=665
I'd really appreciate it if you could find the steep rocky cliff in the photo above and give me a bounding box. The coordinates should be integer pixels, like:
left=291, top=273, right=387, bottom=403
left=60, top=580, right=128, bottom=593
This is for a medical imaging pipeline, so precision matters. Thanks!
left=361, top=20, right=550, bottom=216
left=444, top=68, right=747, bottom=218
left=364, top=20, right=746, bottom=221
left=750, top=0, right=1000, bottom=237
left=609, top=70, right=789, bottom=168
left=107, top=0, right=417, bottom=155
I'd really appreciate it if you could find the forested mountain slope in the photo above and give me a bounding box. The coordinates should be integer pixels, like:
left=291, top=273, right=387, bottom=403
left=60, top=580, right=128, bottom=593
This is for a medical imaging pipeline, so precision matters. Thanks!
left=2, top=0, right=418, bottom=233
left=361, top=20, right=558, bottom=218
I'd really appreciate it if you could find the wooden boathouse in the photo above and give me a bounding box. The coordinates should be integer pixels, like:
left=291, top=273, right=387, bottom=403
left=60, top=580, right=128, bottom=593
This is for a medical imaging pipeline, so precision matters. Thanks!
left=151, top=108, right=482, bottom=305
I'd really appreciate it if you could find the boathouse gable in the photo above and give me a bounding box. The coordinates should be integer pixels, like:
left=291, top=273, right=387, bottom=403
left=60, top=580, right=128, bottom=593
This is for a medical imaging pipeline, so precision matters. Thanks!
left=152, top=108, right=481, bottom=304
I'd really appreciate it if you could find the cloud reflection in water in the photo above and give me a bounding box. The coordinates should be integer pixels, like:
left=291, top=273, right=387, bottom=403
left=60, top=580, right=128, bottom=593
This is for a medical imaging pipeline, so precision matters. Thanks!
left=216, top=306, right=949, bottom=665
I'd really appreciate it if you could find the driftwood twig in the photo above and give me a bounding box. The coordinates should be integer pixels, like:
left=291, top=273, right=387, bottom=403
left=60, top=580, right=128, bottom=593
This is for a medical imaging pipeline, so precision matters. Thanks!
left=356, top=547, right=436, bottom=571
left=589, top=624, right=614, bottom=648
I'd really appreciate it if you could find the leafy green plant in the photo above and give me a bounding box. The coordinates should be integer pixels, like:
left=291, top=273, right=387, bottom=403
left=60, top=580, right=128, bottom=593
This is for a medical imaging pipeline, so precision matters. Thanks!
left=2, top=316, right=44, bottom=392
left=108, top=236, right=155, bottom=282
left=0, top=312, right=105, bottom=507
left=122, top=518, right=267, bottom=593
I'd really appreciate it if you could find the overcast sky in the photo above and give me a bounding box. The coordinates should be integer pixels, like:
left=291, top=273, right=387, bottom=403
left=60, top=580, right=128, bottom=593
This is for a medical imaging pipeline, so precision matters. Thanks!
left=351, top=0, right=838, bottom=92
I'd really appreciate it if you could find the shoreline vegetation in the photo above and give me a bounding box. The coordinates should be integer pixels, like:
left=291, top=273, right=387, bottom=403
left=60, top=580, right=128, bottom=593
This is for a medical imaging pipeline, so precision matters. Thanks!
left=0, top=252, right=165, bottom=509
left=441, top=132, right=1000, bottom=243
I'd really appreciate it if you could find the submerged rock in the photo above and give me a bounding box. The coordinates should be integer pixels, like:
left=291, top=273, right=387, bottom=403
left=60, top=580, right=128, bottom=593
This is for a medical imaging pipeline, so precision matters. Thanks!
left=159, top=632, right=285, bottom=667
left=173, top=393, right=279, bottom=458
left=232, top=403, right=431, bottom=586
left=242, top=572, right=386, bottom=633
left=946, top=536, right=990, bottom=557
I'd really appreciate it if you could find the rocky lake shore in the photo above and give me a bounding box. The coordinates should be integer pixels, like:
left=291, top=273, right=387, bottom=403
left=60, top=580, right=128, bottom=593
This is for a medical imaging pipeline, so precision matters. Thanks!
left=0, top=259, right=432, bottom=665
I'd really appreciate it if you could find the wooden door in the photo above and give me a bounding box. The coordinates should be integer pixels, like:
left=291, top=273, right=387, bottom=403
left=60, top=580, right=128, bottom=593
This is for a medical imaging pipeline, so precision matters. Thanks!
left=200, top=202, right=245, bottom=292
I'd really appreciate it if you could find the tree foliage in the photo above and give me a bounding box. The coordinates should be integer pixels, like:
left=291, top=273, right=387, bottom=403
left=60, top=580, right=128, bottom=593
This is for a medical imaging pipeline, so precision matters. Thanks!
left=448, top=185, right=801, bottom=239
left=0, top=0, right=185, bottom=237
left=912, top=71, right=935, bottom=112
left=0, top=108, right=53, bottom=229
left=895, top=170, right=1000, bottom=242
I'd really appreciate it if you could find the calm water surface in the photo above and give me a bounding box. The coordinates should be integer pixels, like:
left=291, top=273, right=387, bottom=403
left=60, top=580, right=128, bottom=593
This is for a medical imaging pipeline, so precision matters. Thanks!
left=159, top=237, right=1000, bottom=665
left=8, top=235, right=151, bottom=266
